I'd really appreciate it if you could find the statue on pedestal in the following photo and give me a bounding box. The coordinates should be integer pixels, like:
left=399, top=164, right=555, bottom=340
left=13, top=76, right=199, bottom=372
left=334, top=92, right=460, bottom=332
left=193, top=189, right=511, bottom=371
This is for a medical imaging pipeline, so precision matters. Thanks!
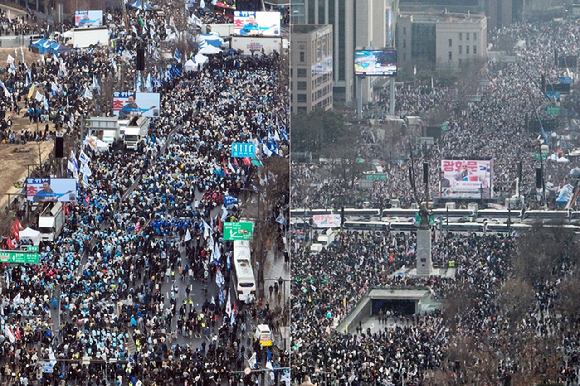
left=418, top=202, right=430, bottom=230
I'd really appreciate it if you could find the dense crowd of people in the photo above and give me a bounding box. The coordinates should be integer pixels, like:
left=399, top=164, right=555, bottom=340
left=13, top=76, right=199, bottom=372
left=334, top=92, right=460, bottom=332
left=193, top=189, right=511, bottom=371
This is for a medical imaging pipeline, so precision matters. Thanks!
left=0, top=1, right=290, bottom=385
left=292, top=13, right=580, bottom=386
left=293, top=19, right=580, bottom=211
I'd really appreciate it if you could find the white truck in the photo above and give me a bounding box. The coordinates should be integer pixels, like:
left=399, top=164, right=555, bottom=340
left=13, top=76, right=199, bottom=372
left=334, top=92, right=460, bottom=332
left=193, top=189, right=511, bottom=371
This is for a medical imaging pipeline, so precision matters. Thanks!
left=56, top=27, right=110, bottom=48
left=89, top=116, right=122, bottom=149
left=39, top=202, right=65, bottom=243
left=206, top=23, right=234, bottom=37
left=123, top=117, right=150, bottom=150
left=317, top=228, right=336, bottom=247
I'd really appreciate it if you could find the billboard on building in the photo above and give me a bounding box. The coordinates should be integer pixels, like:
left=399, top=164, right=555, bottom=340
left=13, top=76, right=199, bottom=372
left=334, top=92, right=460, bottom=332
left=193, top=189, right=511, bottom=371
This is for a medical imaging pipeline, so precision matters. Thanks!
left=231, top=37, right=282, bottom=55
left=74, top=10, right=103, bottom=27
left=233, top=11, right=280, bottom=36
left=354, top=49, right=397, bottom=76
left=26, top=178, right=77, bottom=202
left=440, top=159, right=493, bottom=199
left=312, top=214, right=341, bottom=228
left=112, top=92, right=161, bottom=118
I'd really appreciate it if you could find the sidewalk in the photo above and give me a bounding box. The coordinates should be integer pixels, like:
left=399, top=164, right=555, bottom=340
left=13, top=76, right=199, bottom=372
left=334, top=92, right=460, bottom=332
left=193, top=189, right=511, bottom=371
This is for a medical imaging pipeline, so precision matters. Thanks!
left=262, top=245, right=290, bottom=351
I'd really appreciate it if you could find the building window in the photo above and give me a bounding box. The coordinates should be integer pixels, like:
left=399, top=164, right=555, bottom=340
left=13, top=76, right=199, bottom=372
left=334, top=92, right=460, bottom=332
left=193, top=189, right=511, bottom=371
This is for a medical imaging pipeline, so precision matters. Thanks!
left=297, top=107, right=307, bottom=113
left=297, top=68, right=307, bottom=77
left=448, top=51, right=452, bottom=60
left=448, top=38, right=452, bottom=47
left=473, top=45, right=477, bottom=54
left=466, top=45, right=470, bottom=54
left=402, top=39, right=406, bottom=48
left=473, top=33, right=477, bottom=40
left=458, top=59, right=463, bottom=66
left=459, top=32, right=462, bottom=40
left=403, top=27, right=406, bottom=35
left=299, top=52, right=305, bottom=62
left=458, top=45, right=462, bottom=54
left=403, top=53, right=406, bottom=61
left=297, top=94, right=307, bottom=102
left=297, top=81, right=307, bottom=90
left=466, top=33, right=469, bottom=41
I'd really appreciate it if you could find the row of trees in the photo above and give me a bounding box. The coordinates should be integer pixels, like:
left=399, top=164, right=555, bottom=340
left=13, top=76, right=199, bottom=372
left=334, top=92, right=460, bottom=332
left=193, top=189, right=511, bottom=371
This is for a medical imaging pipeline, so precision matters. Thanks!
left=434, top=225, right=580, bottom=386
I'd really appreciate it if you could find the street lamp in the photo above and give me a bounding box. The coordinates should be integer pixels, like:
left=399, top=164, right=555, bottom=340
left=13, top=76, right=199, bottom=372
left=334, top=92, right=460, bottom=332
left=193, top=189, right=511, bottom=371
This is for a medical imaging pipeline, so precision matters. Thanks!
left=539, top=143, right=549, bottom=209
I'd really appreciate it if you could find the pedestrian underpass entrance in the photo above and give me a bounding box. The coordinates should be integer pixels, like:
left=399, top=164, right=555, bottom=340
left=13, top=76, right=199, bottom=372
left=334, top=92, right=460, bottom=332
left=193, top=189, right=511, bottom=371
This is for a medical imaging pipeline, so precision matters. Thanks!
left=372, top=298, right=416, bottom=316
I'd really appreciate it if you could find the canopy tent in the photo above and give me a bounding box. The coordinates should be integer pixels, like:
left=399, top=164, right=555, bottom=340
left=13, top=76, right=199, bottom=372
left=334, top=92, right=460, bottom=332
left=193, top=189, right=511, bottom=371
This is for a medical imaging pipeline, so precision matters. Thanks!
left=49, top=42, right=61, bottom=55
left=19, top=227, right=41, bottom=246
left=39, top=40, right=52, bottom=54
left=197, top=33, right=224, bottom=48
left=198, top=45, right=221, bottom=55
left=195, top=53, right=209, bottom=64
left=31, top=39, right=46, bottom=47
left=184, top=59, right=199, bottom=72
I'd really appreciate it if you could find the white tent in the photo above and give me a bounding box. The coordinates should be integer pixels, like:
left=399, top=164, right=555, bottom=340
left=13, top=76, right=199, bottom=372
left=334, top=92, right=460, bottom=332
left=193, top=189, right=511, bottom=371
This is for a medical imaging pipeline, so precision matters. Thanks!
left=184, top=59, right=199, bottom=72
left=19, top=227, right=41, bottom=246
left=195, top=53, right=209, bottom=64
left=198, top=45, right=221, bottom=55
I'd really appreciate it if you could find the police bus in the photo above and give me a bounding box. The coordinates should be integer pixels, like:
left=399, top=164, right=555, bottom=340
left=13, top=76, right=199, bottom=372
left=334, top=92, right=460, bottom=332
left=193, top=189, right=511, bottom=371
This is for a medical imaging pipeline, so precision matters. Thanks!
left=233, top=240, right=256, bottom=302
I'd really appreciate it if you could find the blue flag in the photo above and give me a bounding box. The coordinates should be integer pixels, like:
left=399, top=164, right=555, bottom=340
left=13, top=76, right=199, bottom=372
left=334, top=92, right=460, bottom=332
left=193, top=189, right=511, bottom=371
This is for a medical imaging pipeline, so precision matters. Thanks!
left=174, top=48, right=180, bottom=61
left=223, top=195, right=239, bottom=208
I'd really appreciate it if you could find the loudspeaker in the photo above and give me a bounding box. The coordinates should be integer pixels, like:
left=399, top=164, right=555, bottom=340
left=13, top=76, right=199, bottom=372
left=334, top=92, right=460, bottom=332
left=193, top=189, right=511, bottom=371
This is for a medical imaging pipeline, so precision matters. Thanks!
left=55, top=137, right=64, bottom=158
left=136, top=48, right=145, bottom=71
left=236, top=0, right=260, bottom=11
left=536, top=168, right=542, bottom=189
left=423, top=163, right=429, bottom=184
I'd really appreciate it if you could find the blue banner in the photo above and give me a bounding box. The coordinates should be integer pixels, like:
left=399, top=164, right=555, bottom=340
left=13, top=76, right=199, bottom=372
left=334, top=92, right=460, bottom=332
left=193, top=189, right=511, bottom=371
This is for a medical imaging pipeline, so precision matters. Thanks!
left=231, top=142, right=255, bottom=158
left=224, top=195, right=239, bottom=208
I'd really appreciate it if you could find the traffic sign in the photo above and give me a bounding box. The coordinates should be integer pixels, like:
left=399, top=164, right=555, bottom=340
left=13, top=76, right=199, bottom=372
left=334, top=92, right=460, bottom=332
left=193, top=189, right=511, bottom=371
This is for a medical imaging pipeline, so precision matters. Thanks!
left=0, top=251, right=39, bottom=264
left=27, top=245, right=39, bottom=252
left=364, top=173, right=387, bottom=181
left=547, top=106, right=560, bottom=115
left=535, top=153, right=548, bottom=161
left=223, top=222, right=254, bottom=241
left=231, top=143, right=256, bottom=158
left=42, top=363, right=54, bottom=373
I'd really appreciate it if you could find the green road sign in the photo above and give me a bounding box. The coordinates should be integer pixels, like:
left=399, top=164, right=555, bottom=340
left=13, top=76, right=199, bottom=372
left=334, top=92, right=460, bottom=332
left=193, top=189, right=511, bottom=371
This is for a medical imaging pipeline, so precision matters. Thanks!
left=441, top=122, right=449, bottom=131
left=547, top=106, right=560, bottom=115
left=0, top=251, right=39, bottom=264
left=535, top=153, right=548, bottom=161
left=27, top=246, right=39, bottom=252
left=223, top=222, right=254, bottom=241
left=365, top=174, right=387, bottom=181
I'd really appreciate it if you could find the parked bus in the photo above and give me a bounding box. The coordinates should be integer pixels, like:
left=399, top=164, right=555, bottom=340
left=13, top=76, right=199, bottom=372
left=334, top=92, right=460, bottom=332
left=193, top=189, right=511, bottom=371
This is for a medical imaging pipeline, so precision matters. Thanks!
left=342, top=208, right=381, bottom=219
left=388, top=221, right=419, bottom=234
left=233, top=240, right=256, bottom=302
left=381, top=208, right=419, bottom=220
left=477, top=209, right=523, bottom=221
left=523, top=210, right=570, bottom=222
left=485, top=223, right=532, bottom=233
left=441, top=222, right=485, bottom=235
left=290, top=208, right=334, bottom=218
left=343, top=221, right=389, bottom=232
left=431, top=208, right=476, bottom=221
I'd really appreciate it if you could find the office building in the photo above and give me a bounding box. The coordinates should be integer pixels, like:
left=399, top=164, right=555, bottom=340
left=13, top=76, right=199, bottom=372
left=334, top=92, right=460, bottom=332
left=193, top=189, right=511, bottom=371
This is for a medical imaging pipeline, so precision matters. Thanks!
left=291, top=0, right=398, bottom=104
left=291, top=24, right=334, bottom=114
left=397, top=12, right=487, bottom=71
